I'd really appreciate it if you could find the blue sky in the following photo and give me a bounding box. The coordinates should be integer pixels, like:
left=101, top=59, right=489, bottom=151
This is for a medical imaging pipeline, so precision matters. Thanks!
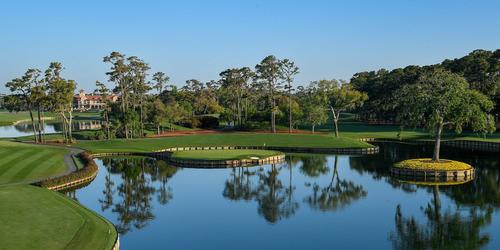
left=1, top=0, right=499, bottom=93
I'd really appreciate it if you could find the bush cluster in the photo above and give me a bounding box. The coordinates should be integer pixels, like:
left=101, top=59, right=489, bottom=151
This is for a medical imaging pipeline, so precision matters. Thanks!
left=36, top=151, right=98, bottom=188
left=393, top=158, right=472, bottom=171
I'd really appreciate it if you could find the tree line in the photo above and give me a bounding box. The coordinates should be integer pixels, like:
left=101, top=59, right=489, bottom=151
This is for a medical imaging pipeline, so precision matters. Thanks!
left=3, top=49, right=498, bottom=160
left=92, top=52, right=367, bottom=140
left=4, top=63, right=76, bottom=143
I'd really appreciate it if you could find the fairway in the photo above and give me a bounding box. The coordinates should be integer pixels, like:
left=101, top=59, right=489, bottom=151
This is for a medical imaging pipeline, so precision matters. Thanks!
left=0, top=185, right=116, bottom=250
left=171, top=149, right=282, bottom=160
left=0, top=111, right=54, bottom=126
left=77, top=133, right=374, bottom=153
left=0, top=141, right=68, bottom=185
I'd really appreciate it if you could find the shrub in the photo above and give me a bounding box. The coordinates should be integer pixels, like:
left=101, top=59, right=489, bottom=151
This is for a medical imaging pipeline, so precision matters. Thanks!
left=35, top=151, right=98, bottom=189
left=393, top=158, right=472, bottom=171
left=198, top=116, right=219, bottom=129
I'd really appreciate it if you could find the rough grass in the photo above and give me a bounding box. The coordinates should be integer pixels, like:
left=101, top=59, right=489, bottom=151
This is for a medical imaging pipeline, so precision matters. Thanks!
left=393, top=158, right=472, bottom=171
left=171, top=149, right=282, bottom=160
left=76, top=133, right=374, bottom=153
left=0, top=185, right=116, bottom=250
left=0, top=141, right=68, bottom=185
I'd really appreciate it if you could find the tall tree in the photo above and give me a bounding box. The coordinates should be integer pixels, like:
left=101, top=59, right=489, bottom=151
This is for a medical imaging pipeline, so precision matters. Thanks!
left=31, top=69, right=47, bottom=143
left=45, top=62, right=76, bottom=143
left=219, top=67, right=253, bottom=128
left=255, top=55, right=283, bottom=133
left=5, top=69, right=43, bottom=143
left=149, top=99, right=167, bottom=135
left=152, top=71, right=169, bottom=94
left=104, top=52, right=131, bottom=138
left=95, top=81, right=112, bottom=140
left=128, top=56, right=151, bottom=136
left=328, top=83, right=367, bottom=137
left=395, top=69, right=496, bottom=161
left=309, top=79, right=367, bottom=137
left=280, top=59, right=299, bottom=133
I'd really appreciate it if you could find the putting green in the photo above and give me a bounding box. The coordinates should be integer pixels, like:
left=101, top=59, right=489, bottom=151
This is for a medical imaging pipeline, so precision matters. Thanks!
left=171, top=149, right=283, bottom=161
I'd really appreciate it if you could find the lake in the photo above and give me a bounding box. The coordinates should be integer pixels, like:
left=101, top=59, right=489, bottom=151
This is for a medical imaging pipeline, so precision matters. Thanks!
left=65, top=142, right=500, bottom=250
left=0, top=121, right=101, bottom=138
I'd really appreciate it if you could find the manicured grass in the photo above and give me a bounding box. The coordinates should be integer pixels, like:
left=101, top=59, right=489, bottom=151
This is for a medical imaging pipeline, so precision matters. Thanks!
left=0, top=185, right=116, bottom=250
left=76, top=133, right=374, bottom=153
left=0, top=141, right=68, bottom=185
left=394, top=158, right=472, bottom=171
left=171, top=149, right=282, bottom=161
left=0, top=111, right=57, bottom=126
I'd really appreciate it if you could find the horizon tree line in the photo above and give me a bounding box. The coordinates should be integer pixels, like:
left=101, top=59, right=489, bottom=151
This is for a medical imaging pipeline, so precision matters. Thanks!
left=3, top=49, right=498, bottom=162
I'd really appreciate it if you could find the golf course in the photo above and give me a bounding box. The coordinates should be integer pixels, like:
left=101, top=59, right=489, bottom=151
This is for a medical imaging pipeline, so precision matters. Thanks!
left=0, top=141, right=117, bottom=250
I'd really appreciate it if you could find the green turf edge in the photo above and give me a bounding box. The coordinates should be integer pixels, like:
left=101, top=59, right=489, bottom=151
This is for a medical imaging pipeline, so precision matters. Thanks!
left=0, top=185, right=117, bottom=250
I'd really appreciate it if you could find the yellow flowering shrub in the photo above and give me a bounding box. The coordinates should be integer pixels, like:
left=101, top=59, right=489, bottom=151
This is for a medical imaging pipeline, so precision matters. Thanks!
left=393, top=158, right=472, bottom=171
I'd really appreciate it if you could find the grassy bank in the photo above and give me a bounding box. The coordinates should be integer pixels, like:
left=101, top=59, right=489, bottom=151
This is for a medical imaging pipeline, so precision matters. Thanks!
left=0, top=141, right=68, bottom=185
left=301, top=114, right=500, bottom=143
left=0, top=111, right=54, bottom=126
left=0, top=185, right=116, bottom=250
left=77, top=133, right=373, bottom=153
left=171, top=149, right=282, bottom=161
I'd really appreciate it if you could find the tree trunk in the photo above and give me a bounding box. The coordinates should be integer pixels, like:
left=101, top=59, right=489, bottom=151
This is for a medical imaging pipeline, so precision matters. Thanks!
left=433, top=186, right=441, bottom=222
left=140, top=99, right=144, bottom=136
left=330, top=107, right=340, bottom=137
left=28, top=109, right=38, bottom=143
left=37, top=107, right=43, bottom=143
left=237, top=93, right=242, bottom=129
left=40, top=110, right=46, bottom=143
left=68, top=109, right=73, bottom=143
left=60, top=113, right=67, bottom=142
left=289, top=92, right=292, bottom=134
left=432, top=122, right=443, bottom=162
left=312, top=124, right=315, bottom=134
left=157, top=125, right=160, bottom=135
left=105, top=111, right=111, bottom=140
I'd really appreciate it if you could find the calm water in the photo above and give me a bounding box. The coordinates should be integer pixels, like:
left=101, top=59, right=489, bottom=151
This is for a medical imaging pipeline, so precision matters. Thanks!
left=66, top=143, right=500, bottom=250
left=0, top=121, right=101, bottom=138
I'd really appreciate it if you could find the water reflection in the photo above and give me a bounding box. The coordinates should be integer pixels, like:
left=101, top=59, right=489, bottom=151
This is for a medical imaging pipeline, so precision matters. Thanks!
left=0, top=120, right=101, bottom=138
left=305, top=156, right=367, bottom=211
left=98, top=157, right=177, bottom=234
left=64, top=143, right=500, bottom=249
left=390, top=186, right=493, bottom=250
left=222, top=163, right=299, bottom=223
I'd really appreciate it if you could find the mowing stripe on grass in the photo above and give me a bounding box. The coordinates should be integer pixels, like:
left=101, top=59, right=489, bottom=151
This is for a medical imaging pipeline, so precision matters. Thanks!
left=8, top=151, right=63, bottom=182
left=21, top=153, right=66, bottom=182
left=0, top=149, right=36, bottom=177
left=0, top=150, right=54, bottom=182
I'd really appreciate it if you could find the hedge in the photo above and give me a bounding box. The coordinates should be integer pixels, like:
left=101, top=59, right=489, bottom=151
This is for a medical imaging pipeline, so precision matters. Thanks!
left=35, top=152, right=98, bottom=189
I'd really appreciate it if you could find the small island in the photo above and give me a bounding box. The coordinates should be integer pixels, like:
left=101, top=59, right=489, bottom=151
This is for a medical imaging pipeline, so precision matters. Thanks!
left=169, top=149, right=285, bottom=167
left=391, top=158, right=474, bottom=180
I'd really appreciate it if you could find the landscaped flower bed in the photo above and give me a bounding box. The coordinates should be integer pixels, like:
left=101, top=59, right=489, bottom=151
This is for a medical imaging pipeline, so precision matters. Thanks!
left=393, top=158, right=472, bottom=171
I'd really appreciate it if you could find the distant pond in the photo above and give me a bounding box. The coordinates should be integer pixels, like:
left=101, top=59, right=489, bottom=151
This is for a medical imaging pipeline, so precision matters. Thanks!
left=0, top=120, right=101, bottom=138
left=64, top=142, right=500, bottom=250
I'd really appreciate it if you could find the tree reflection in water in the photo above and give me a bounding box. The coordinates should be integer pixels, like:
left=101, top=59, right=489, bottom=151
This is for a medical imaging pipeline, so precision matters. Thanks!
left=99, top=157, right=177, bottom=234
left=255, top=162, right=300, bottom=223
left=305, top=156, right=367, bottom=211
left=223, top=159, right=299, bottom=223
left=390, top=186, right=493, bottom=250
left=222, top=154, right=367, bottom=222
